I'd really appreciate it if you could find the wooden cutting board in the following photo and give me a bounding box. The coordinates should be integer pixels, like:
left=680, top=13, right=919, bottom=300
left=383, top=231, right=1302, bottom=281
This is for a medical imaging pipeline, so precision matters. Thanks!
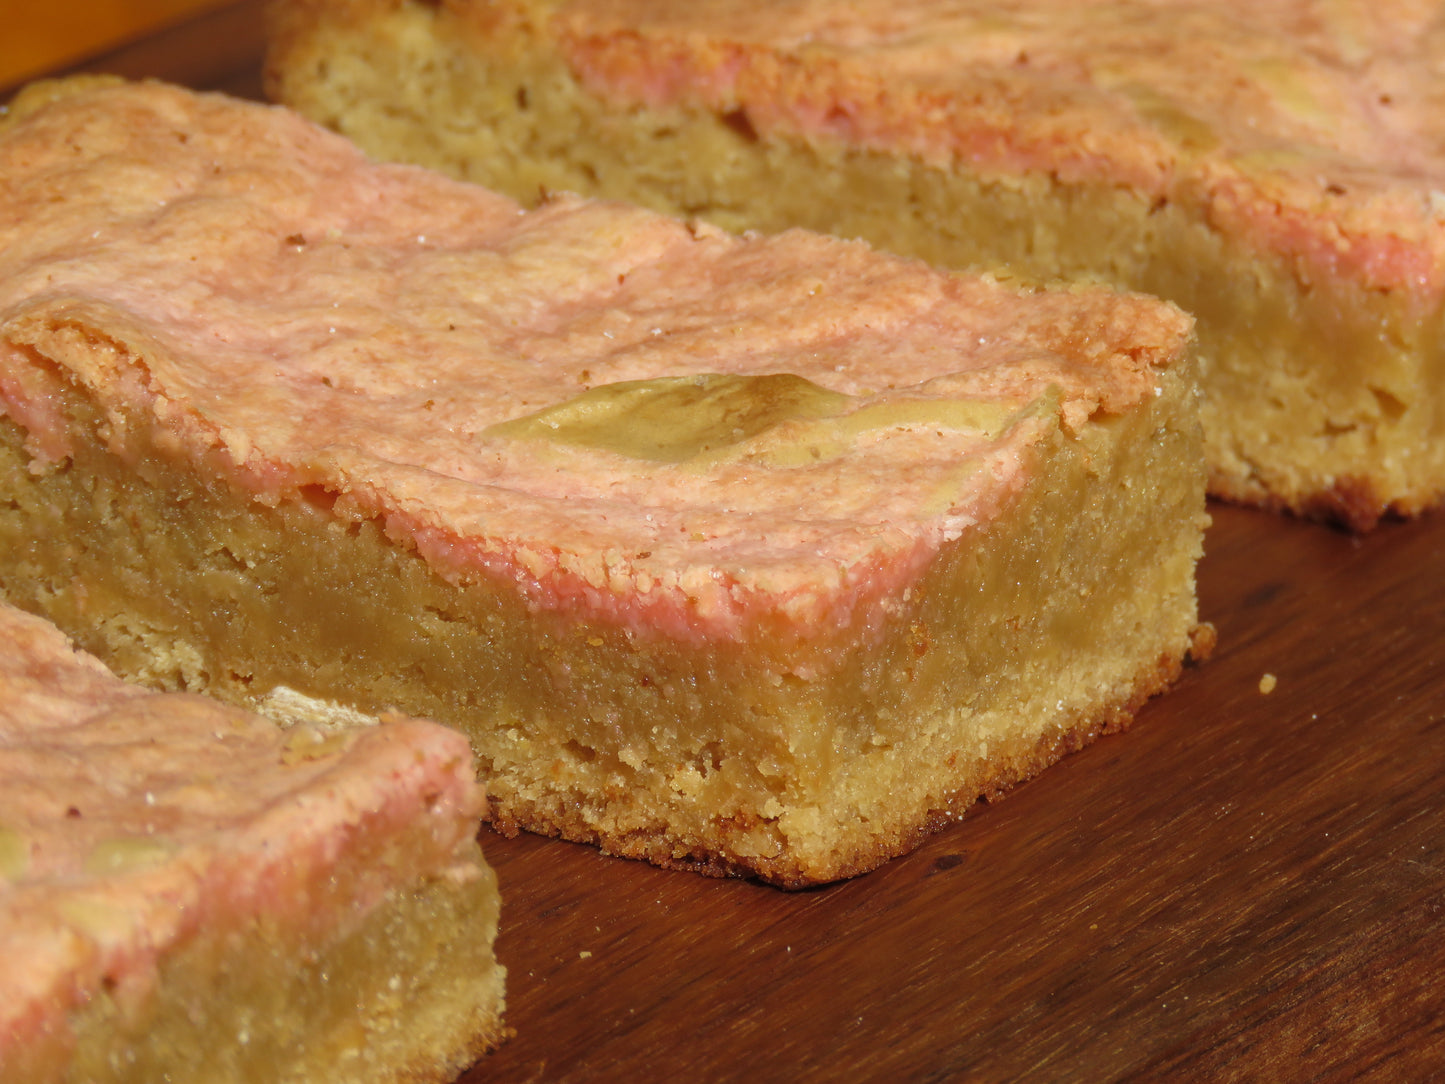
left=21, top=4, right=1445, bottom=1079
left=0, top=1, right=232, bottom=89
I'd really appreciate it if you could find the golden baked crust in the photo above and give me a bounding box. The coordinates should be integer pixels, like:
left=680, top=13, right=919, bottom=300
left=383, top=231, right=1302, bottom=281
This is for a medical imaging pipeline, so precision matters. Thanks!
left=266, top=0, right=1445, bottom=529
left=0, top=78, right=1207, bottom=886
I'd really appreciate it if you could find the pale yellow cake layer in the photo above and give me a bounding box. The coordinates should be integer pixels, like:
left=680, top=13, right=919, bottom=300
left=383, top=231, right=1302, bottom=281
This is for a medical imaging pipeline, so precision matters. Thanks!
left=57, top=858, right=505, bottom=1084
left=265, top=0, right=1445, bottom=529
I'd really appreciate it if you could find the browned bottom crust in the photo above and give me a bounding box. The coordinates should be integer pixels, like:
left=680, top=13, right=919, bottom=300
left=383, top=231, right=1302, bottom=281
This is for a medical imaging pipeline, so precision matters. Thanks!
left=492, top=642, right=1204, bottom=887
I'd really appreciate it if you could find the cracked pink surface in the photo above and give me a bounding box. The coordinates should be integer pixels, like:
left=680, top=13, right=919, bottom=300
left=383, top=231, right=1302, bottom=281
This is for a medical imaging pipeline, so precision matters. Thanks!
left=554, top=0, right=1445, bottom=300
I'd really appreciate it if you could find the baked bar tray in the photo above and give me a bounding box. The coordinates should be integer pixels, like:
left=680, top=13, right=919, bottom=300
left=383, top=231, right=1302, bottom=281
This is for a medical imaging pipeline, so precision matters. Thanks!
left=9, top=3, right=1445, bottom=1078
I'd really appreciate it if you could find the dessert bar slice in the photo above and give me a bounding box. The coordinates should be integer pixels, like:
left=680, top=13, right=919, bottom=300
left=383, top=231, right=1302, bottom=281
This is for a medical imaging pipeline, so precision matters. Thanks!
left=267, top=0, right=1445, bottom=528
left=0, top=78, right=1207, bottom=886
left=0, top=603, right=506, bottom=1083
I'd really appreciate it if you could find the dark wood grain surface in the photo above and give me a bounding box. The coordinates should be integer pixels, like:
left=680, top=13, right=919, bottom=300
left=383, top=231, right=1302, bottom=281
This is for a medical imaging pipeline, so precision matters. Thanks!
left=21, top=5, right=1445, bottom=1079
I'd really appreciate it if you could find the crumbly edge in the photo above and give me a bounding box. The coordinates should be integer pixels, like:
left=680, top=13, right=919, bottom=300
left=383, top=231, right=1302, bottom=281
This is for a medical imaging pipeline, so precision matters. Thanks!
left=264, top=0, right=1445, bottom=529
left=0, top=297, right=1205, bottom=885
left=9, top=843, right=505, bottom=1084
left=494, top=361, right=1212, bottom=887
